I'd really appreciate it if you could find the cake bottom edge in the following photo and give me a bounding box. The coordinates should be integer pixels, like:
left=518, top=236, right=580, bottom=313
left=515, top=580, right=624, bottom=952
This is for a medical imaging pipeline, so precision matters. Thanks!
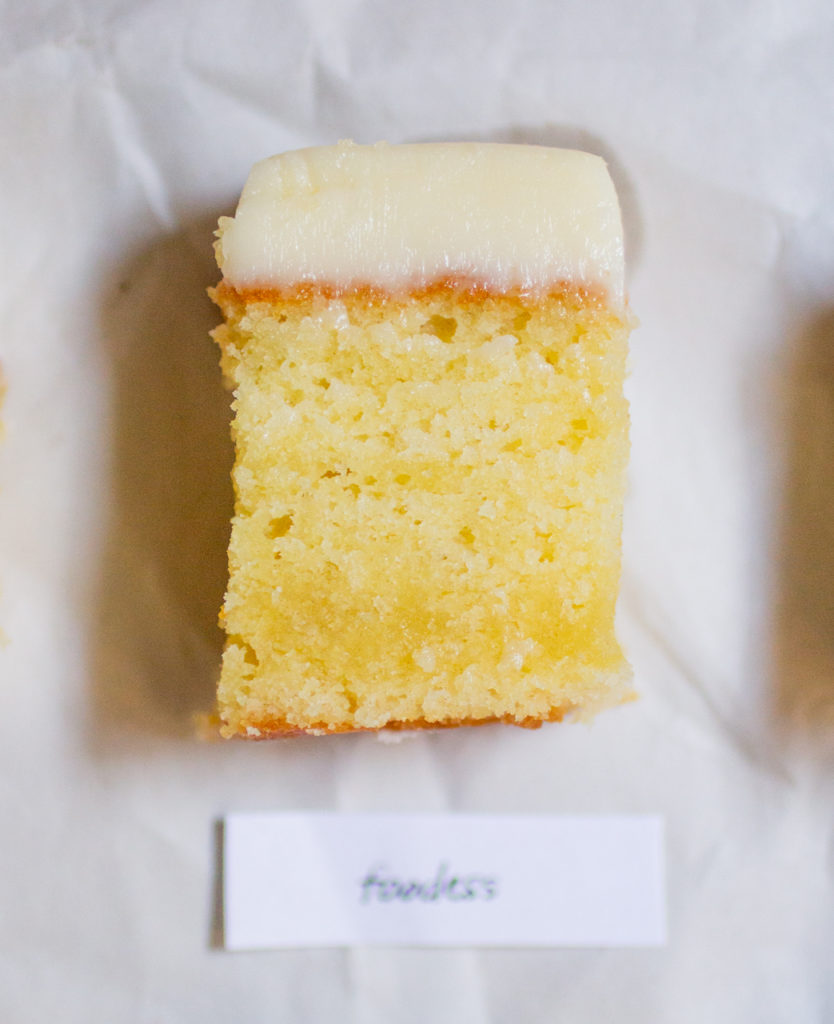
left=210, top=687, right=636, bottom=739
left=218, top=708, right=569, bottom=739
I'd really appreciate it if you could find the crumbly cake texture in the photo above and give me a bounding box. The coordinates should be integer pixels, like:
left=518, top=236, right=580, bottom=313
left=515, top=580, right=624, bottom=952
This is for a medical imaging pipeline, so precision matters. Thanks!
left=211, top=280, right=632, bottom=737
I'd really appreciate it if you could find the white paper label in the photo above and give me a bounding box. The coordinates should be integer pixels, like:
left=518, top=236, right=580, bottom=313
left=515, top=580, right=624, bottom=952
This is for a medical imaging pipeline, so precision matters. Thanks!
left=223, top=812, right=665, bottom=949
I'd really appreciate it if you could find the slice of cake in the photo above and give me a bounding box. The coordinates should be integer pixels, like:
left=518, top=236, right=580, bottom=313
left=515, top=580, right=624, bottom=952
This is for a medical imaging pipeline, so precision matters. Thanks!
left=211, top=140, right=632, bottom=737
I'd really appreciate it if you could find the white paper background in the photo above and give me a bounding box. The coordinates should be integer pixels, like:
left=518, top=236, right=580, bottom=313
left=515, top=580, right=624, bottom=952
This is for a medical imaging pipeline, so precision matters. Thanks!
left=1, top=0, right=832, bottom=1020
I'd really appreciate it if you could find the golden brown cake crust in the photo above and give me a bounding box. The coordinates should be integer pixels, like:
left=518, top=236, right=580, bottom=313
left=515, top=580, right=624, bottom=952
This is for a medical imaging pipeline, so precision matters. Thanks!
left=211, top=277, right=615, bottom=315
left=219, top=706, right=571, bottom=739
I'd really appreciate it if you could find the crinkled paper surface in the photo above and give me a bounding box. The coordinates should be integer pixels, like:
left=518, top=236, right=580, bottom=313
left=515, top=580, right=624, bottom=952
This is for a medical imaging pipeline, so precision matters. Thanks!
left=0, top=1, right=832, bottom=1021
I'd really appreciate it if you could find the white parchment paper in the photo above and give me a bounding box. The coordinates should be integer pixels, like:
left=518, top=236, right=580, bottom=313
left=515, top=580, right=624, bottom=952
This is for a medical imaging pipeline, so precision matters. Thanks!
left=1, top=1, right=832, bottom=1021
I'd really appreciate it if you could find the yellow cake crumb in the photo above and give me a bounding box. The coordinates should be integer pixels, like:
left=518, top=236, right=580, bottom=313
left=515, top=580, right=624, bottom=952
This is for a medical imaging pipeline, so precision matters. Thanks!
left=211, top=283, right=631, bottom=736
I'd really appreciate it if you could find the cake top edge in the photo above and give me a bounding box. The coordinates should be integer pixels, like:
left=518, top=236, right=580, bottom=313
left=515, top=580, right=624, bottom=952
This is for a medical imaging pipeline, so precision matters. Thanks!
left=216, top=140, right=625, bottom=305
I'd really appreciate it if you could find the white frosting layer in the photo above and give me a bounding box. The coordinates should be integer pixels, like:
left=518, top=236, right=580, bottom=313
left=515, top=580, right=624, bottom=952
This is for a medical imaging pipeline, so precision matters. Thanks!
left=217, top=141, right=624, bottom=304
